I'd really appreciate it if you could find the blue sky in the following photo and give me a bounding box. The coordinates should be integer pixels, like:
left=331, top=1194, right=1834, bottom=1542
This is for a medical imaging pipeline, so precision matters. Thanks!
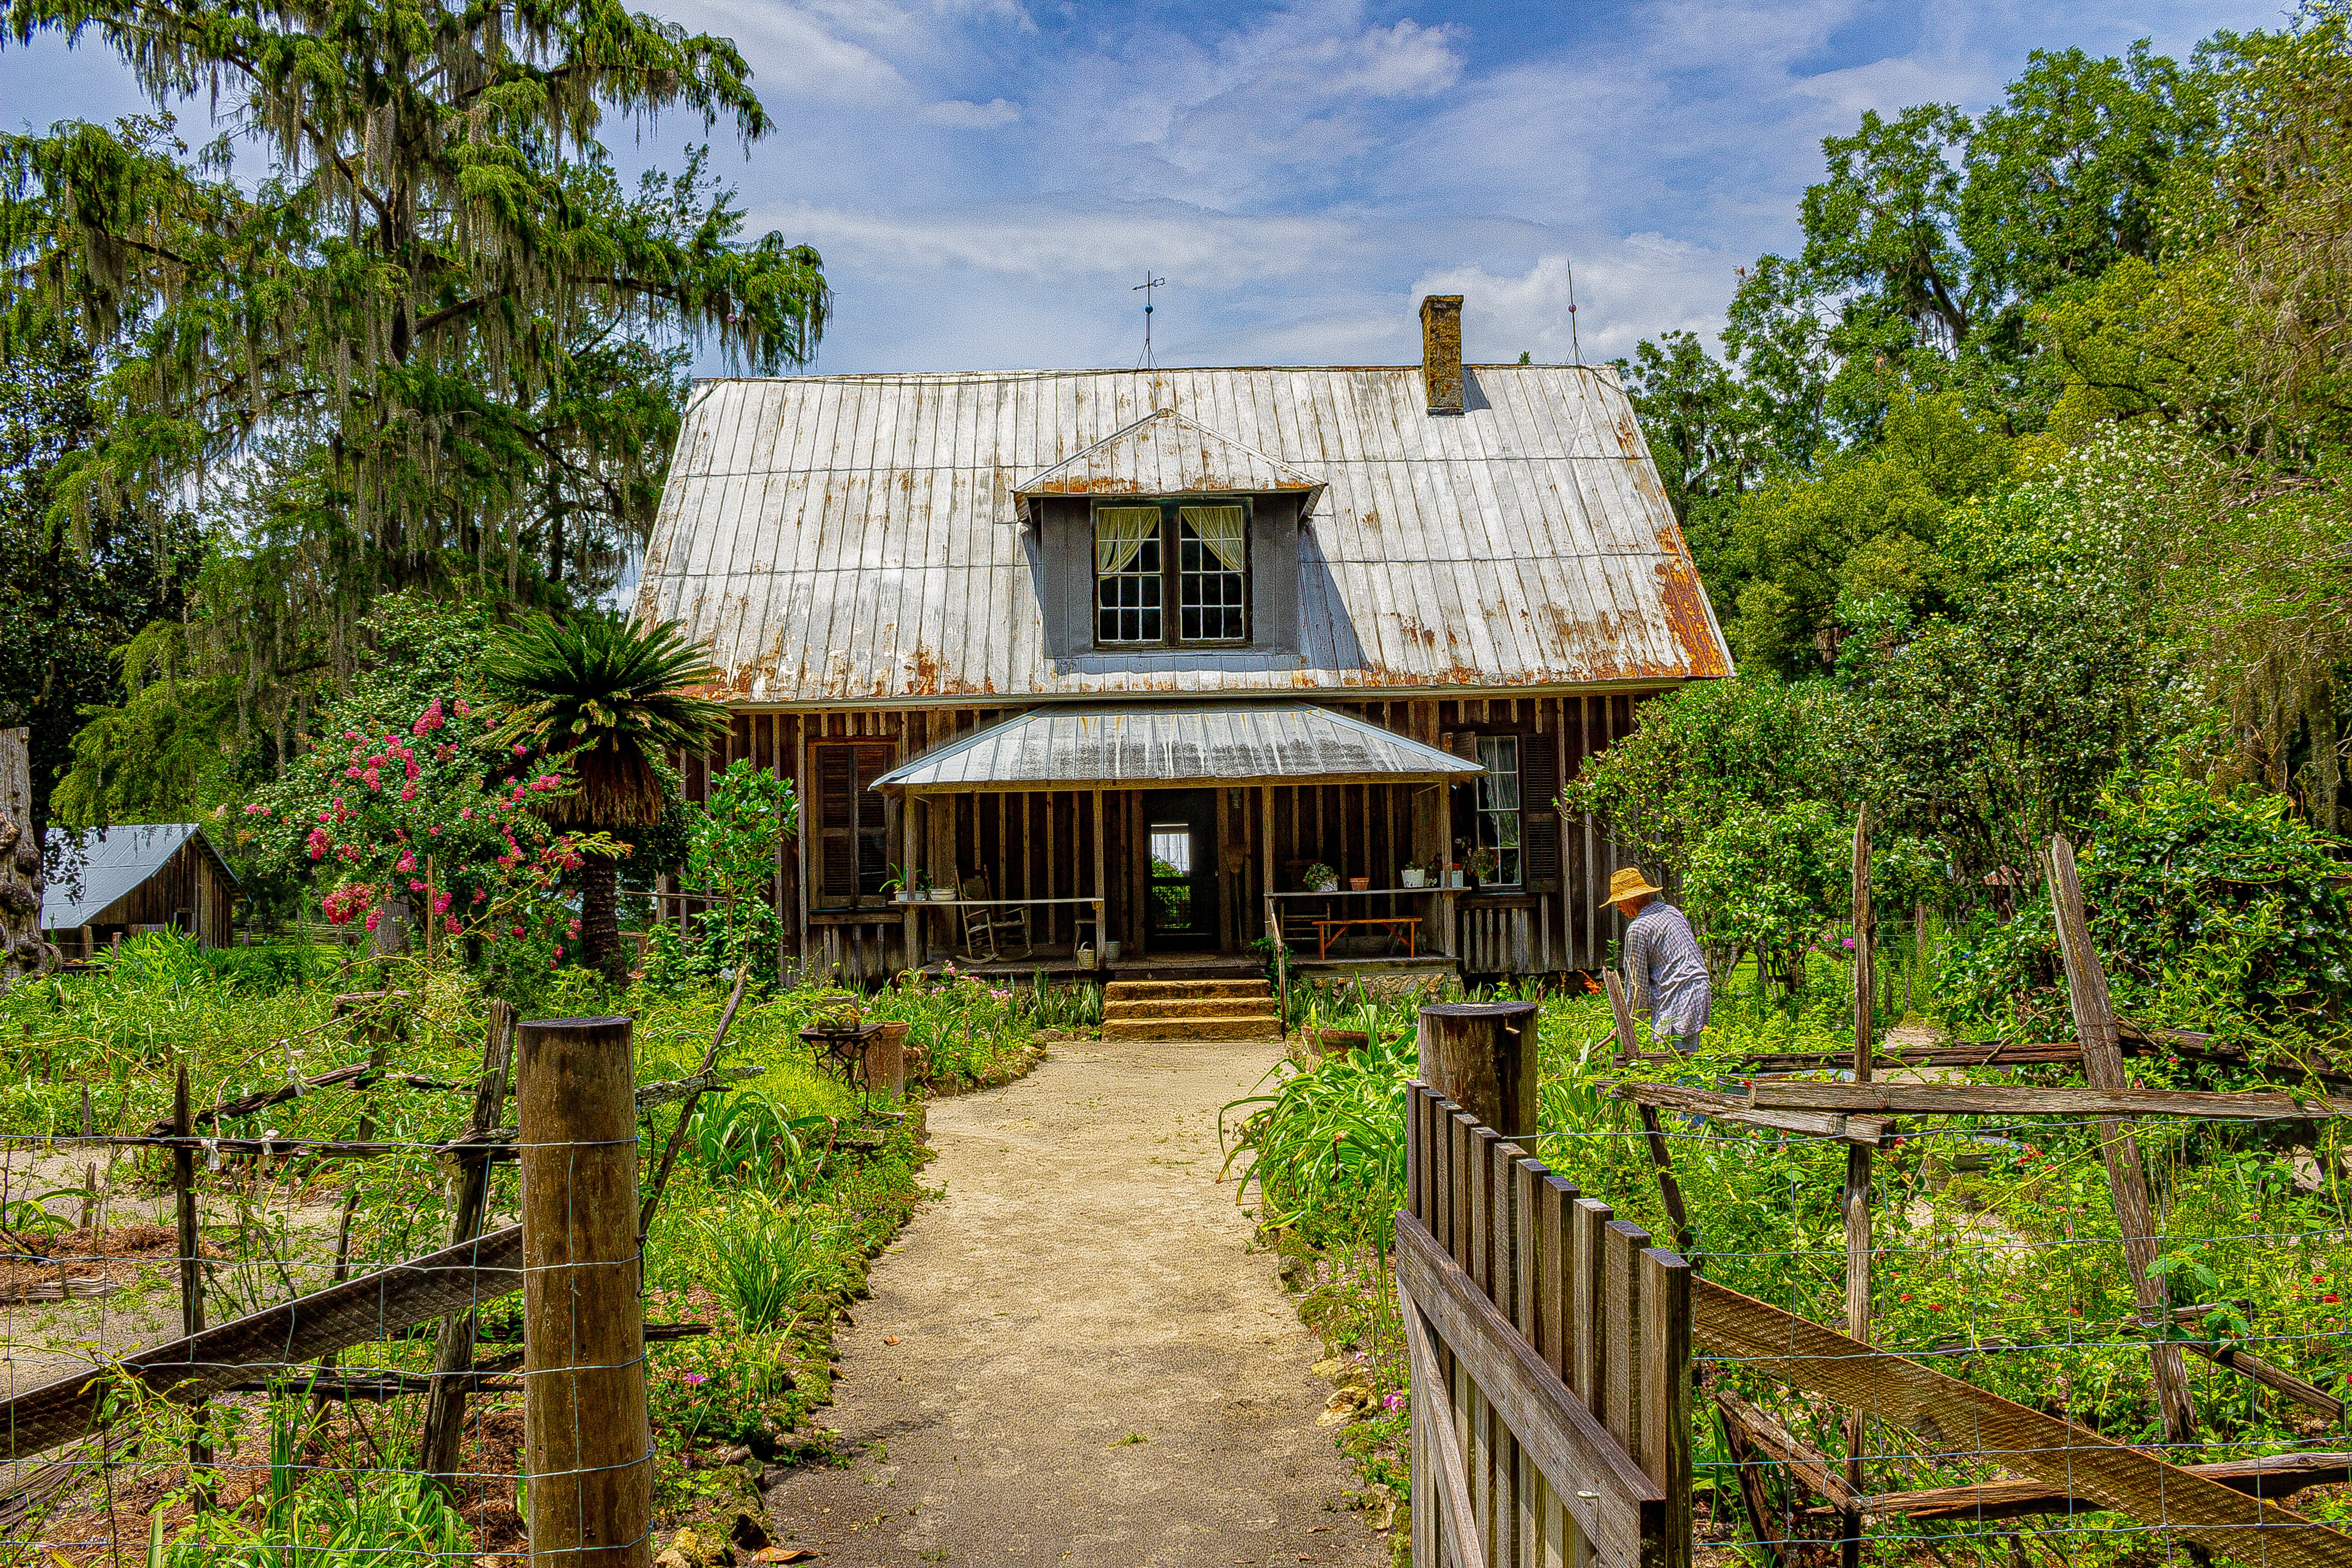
left=0, top=0, right=2288, bottom=374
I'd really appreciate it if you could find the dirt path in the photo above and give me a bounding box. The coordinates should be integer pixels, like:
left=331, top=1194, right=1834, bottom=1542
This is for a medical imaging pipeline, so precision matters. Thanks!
left=756, top=1036, right=1389, bottom=1568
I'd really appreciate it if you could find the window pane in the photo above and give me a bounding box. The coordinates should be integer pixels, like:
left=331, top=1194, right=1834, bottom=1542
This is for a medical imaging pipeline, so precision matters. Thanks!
left=1477, top=736, right=1520, bottom=810
left=1097, top=508, right=1163, bottom=643
left=1177, top=505, right=1246, bottom=642
left=1474, top=737, right=1523, bottom=886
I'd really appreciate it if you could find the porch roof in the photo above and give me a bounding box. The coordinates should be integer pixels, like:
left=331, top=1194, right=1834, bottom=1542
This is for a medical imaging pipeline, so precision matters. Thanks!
left=871, top=704, right=1483, bottom=793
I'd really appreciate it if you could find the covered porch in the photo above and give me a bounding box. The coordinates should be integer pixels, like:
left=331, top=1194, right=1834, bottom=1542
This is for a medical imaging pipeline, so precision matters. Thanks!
left=870, top=704, right=1482, bottom=980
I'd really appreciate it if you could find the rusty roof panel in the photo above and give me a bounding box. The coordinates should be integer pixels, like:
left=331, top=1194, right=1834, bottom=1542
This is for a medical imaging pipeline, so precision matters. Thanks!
left=638, top=364, right=1733, bottom=702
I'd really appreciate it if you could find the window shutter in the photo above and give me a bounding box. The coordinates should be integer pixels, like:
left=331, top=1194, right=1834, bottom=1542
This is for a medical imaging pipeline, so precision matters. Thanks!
left=1522, top=737, right=1561, bottom=894
left=854, top=744, right=892, bottom=897
left=817, top=748, right=856, bottom=905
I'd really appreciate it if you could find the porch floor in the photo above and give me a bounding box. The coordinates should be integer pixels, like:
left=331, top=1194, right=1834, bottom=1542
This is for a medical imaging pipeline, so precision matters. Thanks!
left=913, top=951, right=1274, bottom=983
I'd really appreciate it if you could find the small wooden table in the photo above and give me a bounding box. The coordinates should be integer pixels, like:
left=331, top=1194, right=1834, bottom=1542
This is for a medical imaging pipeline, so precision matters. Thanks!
left=1309, top=915, right=1421, bottom=959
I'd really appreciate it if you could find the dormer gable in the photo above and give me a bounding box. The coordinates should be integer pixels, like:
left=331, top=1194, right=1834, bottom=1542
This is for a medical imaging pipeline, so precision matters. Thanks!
left=1012, top=408, right=1325, bottom=518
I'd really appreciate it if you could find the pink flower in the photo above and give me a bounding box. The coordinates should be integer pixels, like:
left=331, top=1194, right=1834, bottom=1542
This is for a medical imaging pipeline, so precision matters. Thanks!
left=307, top=827, right=331, bottom=860
left=460, top=808, right=473, bottom=820
left=345, top=766, right=362, bottom=779
left=397, top=850, right=417, bottom=873
left=456, top=698, right=471, bottom=716
left=513, top=743, right=528, bottom=757
left=365, top=909, right=381, bottom=933
left=444, top=916, right=461, bottom=933
left=412, top=697, right=446, bottom=735
left=409, top=878, right=426, bottom=893
left=681, top=1373, right=708, bottom=1387
left=363, top=768, right=382, bottom=792
left=399, top=784, right=417, bottom=802
left=428, top=825, right=441, bottom=836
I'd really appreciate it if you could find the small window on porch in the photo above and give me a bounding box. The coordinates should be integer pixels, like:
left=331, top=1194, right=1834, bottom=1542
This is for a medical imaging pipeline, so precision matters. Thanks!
left=1474, top=736, right=1522, bottom=887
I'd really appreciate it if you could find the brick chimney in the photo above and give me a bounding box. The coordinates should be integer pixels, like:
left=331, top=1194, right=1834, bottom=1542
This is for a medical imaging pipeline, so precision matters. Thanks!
left=1420, top=294, right=1464, bottom=415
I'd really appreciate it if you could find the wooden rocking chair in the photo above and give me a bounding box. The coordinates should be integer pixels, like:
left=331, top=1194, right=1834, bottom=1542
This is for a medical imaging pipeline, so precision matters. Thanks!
left=958, top=874, right=1032, bottom=963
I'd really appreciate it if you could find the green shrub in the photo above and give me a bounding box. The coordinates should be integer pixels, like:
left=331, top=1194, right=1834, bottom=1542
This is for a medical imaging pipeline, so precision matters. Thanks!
left=698, top=1200, right=835, bottom=1330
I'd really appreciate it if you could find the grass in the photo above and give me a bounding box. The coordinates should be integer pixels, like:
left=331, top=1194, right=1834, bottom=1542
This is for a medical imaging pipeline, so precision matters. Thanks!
left=0, top=932, right=1046, bottom=1564
left=1228, top=960, right=2352, bottom=1561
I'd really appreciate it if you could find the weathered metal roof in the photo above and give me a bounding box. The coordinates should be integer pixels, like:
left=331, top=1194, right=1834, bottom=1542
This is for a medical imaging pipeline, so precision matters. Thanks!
left=1012, top=407, right=1325, bottom=504
left=872, top=704, right=1482, bottom=792
left=41, top=824, right=235, bottom=929
left=636, top=364, right=1732, bottom=703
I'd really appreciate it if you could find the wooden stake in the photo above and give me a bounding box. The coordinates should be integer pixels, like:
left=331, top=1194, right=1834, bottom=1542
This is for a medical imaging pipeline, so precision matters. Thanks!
left=638, top=965, right=751, bottom=1242
left=172, top=1064, right=211, bottom=1493
left=1840, top=807, right=1872, bottom=1568
left=2049, top=833, right=2198, bottom=1449
left=1605, top=970, right=1694, bottom=1253
left=422, top=1001, right=518, bottom=1492
left=519, top=1015, right=651, bottom=1568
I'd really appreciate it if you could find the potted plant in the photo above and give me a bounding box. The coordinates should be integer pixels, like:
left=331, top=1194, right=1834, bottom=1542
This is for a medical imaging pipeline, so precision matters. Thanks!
left=1465, top=846, right=1500, bottom=889
left=882, top=863, right=910, bottom=901
left=1303, top=862, right=1339, bottom=893
left=1400, top=862, right=1426, bottom=889
left=1347, top=874, right=1371, bottom=892
left=1444, top=861, right=1464, bottom=888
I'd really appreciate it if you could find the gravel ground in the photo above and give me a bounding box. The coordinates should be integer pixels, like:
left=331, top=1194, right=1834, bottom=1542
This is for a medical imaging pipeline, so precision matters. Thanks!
left=753, top=1034, right=1388, bottom=1568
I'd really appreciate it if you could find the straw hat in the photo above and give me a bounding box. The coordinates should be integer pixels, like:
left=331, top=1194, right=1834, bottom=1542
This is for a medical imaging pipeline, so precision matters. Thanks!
left=1607, top=867, right=1665, bottom=904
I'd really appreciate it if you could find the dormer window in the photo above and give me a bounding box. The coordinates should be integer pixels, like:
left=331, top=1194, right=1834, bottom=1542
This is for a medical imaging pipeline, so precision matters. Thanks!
left=1094, top=500, right=1251, bottom=647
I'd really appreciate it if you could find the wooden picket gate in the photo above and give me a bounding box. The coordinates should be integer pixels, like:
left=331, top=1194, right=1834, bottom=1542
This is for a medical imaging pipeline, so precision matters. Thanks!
left=1401, top=1080, right=1691, bottom=1568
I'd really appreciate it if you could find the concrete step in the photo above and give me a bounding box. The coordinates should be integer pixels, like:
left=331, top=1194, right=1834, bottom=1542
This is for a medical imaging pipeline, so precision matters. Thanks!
left=1104, top=979, right=1271, bottom=1001
left=1102, top=996, right=1281, bottom=1022
left=1100, top=1013, right=1287, bottom=1042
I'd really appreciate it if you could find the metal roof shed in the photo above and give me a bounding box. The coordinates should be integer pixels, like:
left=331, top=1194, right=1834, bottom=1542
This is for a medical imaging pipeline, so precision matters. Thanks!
left=43, top=824, right=240, bottom=948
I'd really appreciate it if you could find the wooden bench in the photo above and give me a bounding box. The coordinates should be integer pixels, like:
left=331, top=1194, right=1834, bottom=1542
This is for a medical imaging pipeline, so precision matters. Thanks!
left=1309, top=915, right=1420, bottom=959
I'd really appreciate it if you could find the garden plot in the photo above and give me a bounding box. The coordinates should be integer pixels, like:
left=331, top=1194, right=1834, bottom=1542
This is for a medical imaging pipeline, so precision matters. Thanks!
left=0, top=937, right=1060, bottom=1564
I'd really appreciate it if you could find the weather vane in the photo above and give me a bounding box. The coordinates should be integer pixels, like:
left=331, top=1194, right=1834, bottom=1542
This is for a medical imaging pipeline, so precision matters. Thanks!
left=1134, top=272, right=1167, bottom=370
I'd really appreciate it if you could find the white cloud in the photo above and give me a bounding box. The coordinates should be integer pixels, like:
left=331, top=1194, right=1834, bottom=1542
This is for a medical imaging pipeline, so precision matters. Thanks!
left=774, top=199, right=1366, bottom=289
left=917, top=96, right=1020, bottom=127
left=1413, top=240, right=1738, bottom=367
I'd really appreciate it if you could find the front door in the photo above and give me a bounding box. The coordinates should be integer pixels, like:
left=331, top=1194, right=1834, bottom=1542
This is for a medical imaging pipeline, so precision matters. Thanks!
left=1142, top=789, right=1218, bottom=952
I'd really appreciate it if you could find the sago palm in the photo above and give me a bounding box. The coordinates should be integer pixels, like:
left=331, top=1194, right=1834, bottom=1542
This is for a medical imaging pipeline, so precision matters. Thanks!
left=489, top=611, right=730, bottom=982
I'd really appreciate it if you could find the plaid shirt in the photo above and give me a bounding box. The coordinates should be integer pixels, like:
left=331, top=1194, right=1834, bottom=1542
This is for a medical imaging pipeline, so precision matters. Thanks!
left=1624, top=900, right=1711, bottom=1039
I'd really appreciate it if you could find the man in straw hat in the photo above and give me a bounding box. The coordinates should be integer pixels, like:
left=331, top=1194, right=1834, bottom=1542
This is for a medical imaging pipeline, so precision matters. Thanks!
left=1611, top=867, right=1710, bottom=1054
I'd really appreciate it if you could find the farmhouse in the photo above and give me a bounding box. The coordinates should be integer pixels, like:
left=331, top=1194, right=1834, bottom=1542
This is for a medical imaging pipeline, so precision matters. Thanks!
left=636, top=296, right=1731, bottom=985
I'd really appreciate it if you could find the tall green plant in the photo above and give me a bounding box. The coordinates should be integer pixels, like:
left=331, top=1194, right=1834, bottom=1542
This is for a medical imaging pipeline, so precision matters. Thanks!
left=490, top=611, right=729, bottom=982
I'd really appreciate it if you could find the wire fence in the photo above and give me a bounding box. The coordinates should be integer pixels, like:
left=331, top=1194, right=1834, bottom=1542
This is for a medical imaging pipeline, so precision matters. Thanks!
left=1527, top=1097, right=2352, bottom=1563
left=0, top=982, right=880, bottom=1567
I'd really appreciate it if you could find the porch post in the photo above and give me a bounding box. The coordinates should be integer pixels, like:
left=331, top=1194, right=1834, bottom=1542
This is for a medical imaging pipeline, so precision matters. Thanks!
left=1259, top=785, right=1277, bottom=934
left=1091, top=789, right=1106, bottom=965
left=902, top=789, right=920, bottom=975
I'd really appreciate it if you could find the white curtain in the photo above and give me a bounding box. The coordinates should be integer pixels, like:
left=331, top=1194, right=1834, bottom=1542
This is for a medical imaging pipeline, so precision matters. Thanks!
left=1096, top=508, right=1159, bottom=575
left=1180, top=505, right=1247, bottom=572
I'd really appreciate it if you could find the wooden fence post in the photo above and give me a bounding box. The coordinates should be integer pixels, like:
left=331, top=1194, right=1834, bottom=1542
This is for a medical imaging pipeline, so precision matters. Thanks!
left=422, top=1000, right=518, bottom=1492
left=172, top=1063, right=211, bottom=1494
left=519, top=1015, right=651, bottom=1568
left=2048, top=834, right=2199, bottom=1449
left=1840, top=808, right=1873, bottom=1568
left=1418, top=1000, right=1540, bottom=1137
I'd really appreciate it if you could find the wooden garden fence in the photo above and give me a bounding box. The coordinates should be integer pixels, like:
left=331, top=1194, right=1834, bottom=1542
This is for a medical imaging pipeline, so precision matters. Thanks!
left=1401, top=1077, right=1690, bottom=1568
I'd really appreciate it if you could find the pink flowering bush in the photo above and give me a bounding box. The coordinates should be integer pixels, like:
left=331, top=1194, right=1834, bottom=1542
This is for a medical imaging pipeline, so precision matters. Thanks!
left=240, top=682, right=609, bottom=980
